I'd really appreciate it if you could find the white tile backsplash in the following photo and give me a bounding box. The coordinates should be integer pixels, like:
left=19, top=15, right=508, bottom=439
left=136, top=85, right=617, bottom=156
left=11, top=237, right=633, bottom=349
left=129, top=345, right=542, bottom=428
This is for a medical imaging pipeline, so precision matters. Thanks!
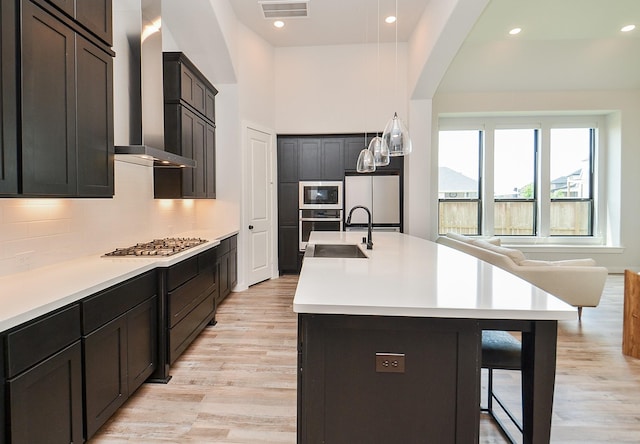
left=0, top=159, right=229, bottom=277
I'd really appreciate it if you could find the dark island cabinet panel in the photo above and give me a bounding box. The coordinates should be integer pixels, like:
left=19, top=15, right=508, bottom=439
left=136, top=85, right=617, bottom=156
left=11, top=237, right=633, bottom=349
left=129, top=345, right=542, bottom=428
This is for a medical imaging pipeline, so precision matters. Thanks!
left=76, top=34, right=114, bottom=196
left=298, top=315, right=480, bottom=443
left=20, top=0, right=77, bottom=196
left=0, top=0, right=17, bottom=195
left=8, top=341, right=83, bottom=444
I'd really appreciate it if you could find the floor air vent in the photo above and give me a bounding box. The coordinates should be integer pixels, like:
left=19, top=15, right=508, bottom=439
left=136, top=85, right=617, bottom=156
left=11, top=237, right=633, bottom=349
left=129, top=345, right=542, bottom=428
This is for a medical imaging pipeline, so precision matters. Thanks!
left=259, top=1, right=309, bottom=19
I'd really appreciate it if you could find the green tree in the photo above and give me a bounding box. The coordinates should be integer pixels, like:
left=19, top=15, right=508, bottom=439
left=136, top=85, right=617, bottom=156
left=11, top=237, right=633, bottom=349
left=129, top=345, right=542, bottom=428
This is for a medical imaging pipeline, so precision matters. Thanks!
left=519, top=183, right=533, bottom=198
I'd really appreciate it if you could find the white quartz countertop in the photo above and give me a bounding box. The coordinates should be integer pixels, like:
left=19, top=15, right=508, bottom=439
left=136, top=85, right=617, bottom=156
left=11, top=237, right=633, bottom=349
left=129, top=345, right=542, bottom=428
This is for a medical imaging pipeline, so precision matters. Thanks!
left=294, top=231, right=575, bottom=320
left=0, top=229, right=238, bottom=332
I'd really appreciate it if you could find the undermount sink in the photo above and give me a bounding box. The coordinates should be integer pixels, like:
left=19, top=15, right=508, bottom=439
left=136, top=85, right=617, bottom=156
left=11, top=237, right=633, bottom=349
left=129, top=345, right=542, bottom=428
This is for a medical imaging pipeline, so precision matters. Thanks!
left=306, top=244, right=368, bottom=259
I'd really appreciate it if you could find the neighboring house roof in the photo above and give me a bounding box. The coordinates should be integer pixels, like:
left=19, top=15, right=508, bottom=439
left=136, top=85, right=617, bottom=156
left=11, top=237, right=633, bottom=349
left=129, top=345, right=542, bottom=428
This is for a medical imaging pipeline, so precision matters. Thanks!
left=551, top=168, right=582, bottom=192
left=439, top=167, right=478, bottom=192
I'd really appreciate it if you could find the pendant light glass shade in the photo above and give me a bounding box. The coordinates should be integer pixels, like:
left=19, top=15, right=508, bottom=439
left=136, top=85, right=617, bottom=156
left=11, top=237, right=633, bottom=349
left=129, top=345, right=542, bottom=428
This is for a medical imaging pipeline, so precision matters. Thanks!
left=356, top=148, right=376, bottom=173
left=383, top=112, right=412, bottom=157
left=368, top=136, right=390, bottom=166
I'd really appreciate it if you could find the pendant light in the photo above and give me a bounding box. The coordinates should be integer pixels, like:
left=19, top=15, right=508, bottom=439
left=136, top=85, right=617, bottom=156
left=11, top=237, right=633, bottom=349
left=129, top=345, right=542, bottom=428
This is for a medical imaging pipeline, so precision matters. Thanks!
left=356, top=147, right=376, bottom=173
left=382, top=0, right=412, bottom=157
left=369, top=135, right=389, bottom=166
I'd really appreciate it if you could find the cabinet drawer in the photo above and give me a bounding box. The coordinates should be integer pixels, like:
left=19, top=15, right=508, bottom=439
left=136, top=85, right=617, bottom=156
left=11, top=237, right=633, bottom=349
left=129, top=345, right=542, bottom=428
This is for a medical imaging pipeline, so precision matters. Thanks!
left=82, top=270, right=156, bottom=334
left=218, top=237, right=230, bottom=255
left=169, top=291, right=215, bottom=364
left=6, top=304, right=80, bottom=378
left=168, top=269, right=216, bottom=327
left=198, top=246, right=217, bottom=270
left=166, top=255, right=198, bottom=291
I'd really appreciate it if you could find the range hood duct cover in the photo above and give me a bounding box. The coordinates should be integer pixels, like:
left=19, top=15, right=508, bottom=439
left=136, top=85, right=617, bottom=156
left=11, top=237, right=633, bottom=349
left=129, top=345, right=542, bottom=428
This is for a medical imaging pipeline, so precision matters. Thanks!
left=113, top=0, right=195, bottom=168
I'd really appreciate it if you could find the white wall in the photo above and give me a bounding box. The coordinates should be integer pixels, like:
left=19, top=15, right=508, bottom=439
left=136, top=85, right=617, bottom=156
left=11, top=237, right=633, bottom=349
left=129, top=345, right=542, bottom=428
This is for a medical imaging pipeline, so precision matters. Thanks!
left=274, top=43, right=408, bottom=134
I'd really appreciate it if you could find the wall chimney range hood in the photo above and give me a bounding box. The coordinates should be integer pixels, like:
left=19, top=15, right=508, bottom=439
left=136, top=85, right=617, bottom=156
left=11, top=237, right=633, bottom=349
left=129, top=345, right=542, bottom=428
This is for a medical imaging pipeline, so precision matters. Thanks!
left=114, top=0, right=195, bottom=168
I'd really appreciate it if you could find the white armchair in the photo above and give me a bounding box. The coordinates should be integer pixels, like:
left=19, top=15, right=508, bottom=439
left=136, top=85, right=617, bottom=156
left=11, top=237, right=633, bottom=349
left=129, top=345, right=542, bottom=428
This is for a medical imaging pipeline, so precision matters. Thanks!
left=436, top=233, right=608, bottom=320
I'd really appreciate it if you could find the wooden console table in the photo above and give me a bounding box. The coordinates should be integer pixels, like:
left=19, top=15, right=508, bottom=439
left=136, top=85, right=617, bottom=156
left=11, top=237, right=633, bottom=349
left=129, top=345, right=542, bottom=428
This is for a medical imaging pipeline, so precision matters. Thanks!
left=623, top=270, right=640, bottom=358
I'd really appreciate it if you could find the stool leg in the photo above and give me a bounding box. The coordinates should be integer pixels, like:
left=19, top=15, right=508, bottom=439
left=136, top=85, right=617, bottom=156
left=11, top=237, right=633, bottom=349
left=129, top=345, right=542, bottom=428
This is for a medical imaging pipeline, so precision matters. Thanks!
left=487, top=368, right=494, bottom=413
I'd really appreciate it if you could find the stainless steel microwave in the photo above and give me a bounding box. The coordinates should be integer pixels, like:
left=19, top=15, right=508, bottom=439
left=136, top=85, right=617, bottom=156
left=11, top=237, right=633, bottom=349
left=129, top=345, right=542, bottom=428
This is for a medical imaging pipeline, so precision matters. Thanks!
left=298, top=181, right=343, bottom=209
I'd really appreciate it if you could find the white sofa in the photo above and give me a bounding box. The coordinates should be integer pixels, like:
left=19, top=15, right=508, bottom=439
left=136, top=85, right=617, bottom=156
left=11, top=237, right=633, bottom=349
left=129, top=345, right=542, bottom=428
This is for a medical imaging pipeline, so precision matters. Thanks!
left=436, top=233, right=608, bottom=320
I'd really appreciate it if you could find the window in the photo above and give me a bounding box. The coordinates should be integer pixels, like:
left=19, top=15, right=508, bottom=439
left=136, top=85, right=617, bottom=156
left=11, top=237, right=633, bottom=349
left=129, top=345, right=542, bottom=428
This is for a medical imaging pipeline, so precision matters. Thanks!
left=549, top=128, right=593, bottom=235
left=438, top=117, right=599, bottom=240
left=438, top=130, right=481, bottom=235
left=494, top=129, right=537, bottom=235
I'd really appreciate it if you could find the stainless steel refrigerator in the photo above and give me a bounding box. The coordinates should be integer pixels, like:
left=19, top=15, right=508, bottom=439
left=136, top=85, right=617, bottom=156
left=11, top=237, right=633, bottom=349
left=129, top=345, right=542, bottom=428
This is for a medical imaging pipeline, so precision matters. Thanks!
left=344, top=174, right=402, bottom=231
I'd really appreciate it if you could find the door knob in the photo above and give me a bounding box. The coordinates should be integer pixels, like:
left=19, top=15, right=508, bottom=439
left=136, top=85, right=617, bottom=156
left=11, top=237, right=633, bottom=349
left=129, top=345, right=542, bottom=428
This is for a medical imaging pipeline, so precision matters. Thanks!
left=249, top=225, right=254, bottom=230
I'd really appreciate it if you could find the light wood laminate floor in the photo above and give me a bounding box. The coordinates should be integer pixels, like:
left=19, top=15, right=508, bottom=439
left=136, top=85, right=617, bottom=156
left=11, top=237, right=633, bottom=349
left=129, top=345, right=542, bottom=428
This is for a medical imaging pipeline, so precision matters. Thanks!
left=91, top=274, right=640, bottom=443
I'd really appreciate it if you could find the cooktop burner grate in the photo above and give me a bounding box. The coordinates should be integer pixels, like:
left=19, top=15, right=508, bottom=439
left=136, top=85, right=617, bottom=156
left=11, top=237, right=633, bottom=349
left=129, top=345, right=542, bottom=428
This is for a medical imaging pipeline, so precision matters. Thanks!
left=103, top=237, right=208, bottom=257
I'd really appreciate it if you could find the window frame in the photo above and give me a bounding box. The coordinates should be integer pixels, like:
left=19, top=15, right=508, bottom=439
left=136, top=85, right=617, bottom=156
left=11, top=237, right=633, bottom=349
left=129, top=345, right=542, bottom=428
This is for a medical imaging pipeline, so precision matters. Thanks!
left=437, top=115, right=604, bottom=244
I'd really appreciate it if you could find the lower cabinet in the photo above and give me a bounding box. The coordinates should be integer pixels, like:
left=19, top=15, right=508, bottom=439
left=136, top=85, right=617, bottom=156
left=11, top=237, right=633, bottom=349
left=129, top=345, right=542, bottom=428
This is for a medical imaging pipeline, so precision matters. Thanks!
left=5, top=304, right=83, bottom=444
left=164, top=246, right=217, bottom=366
left=217, top=234, right=237, bottom=303
left=82, top=270, right=158, bottom=439
left=0, top=338, right=4, bottom=444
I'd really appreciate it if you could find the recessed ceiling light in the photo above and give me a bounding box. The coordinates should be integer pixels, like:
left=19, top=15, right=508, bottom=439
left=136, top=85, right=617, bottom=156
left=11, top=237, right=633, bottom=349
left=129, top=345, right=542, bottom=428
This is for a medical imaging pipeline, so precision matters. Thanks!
left=385, top=16, right=396, bottom=24
left=509, top=27, right=522, bottom=35
left=621, top=24, right=636, bottom=32
left=274, top=20, right=285, bottom=28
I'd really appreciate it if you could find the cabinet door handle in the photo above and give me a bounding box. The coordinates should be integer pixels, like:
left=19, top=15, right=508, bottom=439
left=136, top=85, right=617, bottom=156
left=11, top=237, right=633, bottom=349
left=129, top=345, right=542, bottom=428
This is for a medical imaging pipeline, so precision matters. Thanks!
left=249, top=225, right=254, bottom=230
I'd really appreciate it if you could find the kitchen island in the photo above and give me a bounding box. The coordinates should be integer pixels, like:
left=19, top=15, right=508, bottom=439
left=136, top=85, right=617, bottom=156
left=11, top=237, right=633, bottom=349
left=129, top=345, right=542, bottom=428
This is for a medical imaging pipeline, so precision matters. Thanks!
left=294, top=231, right=575, bottom=444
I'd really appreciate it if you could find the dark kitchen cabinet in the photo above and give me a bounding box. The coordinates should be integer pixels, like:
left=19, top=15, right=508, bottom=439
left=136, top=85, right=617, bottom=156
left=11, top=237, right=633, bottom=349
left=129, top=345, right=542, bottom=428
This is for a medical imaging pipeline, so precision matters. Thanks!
left=0, top=336, right=5, bottom=444
left=298, top=137, right=344, bottom=181
left=0, top=0, right=17, bottom=195
left=45, top=0, right=112, bottom=45
left=5, top=304, right=83, bottom=444
left=278, top=225, right=300, bottom=273
left=157, top=104, right=214, bottom=198
left=76, top=34, right=114, bottom=196
left=82, top=270, right=158, bottom=439
left=298, top=314, right=480, bottom=443
left=21, top=0, right=76, bottom=196
left=298, top=138, right=321, bottom=180
left=162, top=246, right=217, bottom=367
left=278, top=138, right=299, bottom=183
left=156, top=52, right=217, bottom=199
left=217, top=235, right=238, bottom=304
left=13, top=0, right=114, bottom=197
left=75, top=0, right=113, bottom=45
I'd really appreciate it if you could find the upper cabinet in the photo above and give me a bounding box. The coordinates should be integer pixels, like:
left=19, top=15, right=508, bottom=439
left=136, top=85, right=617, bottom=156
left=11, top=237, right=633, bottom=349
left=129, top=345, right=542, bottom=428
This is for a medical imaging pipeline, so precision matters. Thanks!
left=0, top=0, right=114, bottom=197
left=0, top=0, right=18, bottom=195
left=46, top=0, right=113, bottom=45
left=155, top=52, right=217, bottom=199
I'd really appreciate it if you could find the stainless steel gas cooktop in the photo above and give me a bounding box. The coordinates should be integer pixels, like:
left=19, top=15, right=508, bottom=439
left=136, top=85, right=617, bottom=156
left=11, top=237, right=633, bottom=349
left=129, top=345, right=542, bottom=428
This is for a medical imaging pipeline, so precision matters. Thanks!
left=103, top=237, right=208, bottom=257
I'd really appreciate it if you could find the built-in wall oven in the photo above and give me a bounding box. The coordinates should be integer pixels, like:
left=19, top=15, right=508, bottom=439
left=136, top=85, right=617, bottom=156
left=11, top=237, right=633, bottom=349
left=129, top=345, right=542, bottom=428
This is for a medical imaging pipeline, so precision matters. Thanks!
left=298, top=181, right=343, bottom=251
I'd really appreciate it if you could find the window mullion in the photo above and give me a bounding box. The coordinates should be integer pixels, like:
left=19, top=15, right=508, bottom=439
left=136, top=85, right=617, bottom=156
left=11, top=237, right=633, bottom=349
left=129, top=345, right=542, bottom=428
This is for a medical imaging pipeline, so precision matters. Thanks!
left=538, top=127, right=551, bottom=237
left=482, top=127, right=495, bottom=236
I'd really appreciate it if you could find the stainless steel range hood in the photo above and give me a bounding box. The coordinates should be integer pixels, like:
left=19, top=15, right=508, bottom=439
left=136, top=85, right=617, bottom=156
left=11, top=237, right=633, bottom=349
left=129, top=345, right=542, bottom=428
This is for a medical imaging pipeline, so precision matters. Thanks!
left=113, top=0, right=195, bottom=168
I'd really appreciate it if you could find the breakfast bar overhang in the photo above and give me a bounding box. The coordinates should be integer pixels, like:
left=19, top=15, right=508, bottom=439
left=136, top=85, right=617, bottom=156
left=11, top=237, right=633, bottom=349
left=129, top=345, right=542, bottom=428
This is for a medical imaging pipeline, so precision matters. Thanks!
left=294, top=232, right=575, bottom=444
